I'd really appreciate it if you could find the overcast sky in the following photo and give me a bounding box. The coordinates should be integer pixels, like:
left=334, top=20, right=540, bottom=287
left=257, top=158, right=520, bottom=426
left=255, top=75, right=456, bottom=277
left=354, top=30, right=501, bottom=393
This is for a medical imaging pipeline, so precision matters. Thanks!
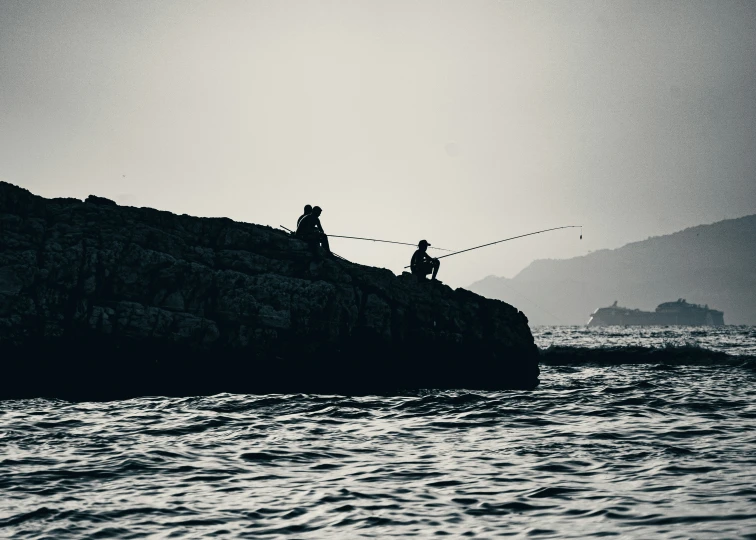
left=2, top=0, right=755, bottom=287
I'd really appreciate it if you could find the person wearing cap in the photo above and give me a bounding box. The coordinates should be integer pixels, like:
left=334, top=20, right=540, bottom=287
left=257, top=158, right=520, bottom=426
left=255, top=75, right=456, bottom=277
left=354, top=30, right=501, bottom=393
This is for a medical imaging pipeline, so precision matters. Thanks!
left=410, top=240, right=440, bottom=280
left=295, top=205, right=331, bottom=254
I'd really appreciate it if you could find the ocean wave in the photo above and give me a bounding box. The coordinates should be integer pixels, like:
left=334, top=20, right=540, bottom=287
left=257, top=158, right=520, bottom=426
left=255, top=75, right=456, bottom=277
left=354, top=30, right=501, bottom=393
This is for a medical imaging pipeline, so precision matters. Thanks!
left=539, top=344, right=756, bottom=366
left=2, top=365, right=756, bottom=539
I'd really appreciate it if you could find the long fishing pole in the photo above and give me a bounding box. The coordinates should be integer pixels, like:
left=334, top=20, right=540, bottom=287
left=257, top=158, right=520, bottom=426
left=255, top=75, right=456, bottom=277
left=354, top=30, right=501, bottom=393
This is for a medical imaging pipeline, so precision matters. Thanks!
left=279, top=226, right=350, bottom=262
left=280, top=226, right=453, bottom=251
left=328, top=234, right=453, bottom=252
left=403, top=225, right=582, bottom=267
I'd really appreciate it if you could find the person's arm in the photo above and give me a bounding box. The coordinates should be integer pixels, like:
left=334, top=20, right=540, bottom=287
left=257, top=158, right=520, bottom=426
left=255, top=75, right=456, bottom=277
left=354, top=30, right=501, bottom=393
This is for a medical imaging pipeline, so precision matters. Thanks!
left=315, top=217, right=325, bottom=234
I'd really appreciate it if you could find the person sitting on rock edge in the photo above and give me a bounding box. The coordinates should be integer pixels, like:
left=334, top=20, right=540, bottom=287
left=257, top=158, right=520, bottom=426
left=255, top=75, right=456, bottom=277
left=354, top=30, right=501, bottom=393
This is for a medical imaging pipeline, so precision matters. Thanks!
left=297, top=204, right=312, bottom=229
left=295, top=205, right=332, bottom=255
left=411, top=239, right=440, bottom=281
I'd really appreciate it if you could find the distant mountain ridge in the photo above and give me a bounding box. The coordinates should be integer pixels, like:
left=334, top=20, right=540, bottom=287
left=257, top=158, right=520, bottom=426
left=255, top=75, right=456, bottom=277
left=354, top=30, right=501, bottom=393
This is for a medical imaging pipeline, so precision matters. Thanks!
left=468, top=215, right=756, bottom=325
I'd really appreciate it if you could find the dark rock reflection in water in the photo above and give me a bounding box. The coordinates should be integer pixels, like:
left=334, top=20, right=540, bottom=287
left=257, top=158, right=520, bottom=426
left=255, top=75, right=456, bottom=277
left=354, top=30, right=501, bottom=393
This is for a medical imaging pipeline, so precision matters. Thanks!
left=2, top=327, right=756, bottom=538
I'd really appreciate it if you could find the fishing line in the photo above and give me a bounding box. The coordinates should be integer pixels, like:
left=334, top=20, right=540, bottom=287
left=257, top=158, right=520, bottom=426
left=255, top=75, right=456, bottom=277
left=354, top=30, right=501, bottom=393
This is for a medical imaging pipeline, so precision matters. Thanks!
left=328, top=234, right=453, bottom=252
left=404, top=225, right=583, bottom=268
left=280, top=226, right=453, bottom=251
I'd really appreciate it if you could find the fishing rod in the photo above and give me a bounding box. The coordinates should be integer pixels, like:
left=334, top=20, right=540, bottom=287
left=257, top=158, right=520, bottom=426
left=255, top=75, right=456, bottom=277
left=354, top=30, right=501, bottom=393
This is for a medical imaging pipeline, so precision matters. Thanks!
left=280, top=226, right=453, bottom=251
left=279, top=226, right=350, bottom=262
left=328, top=234, right=454, bottom=252
left=403, top=225, right=583, bottom=268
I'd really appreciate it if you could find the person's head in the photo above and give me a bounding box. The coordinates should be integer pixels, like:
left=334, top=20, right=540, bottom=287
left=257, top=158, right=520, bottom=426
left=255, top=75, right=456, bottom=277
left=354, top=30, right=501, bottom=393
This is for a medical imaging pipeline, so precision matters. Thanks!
left=312, top=206, right=322, bottom=217
left=304, top=204, right=312, bottom=214
left=418, top=239, right=430, bottom=251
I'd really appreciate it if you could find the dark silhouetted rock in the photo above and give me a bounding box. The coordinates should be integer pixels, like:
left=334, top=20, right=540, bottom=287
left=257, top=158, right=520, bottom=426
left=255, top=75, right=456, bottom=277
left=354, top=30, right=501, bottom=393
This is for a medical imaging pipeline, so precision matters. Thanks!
left=0, top=182, right=539, bottom=399
left=85, top=195, right=117, bottom=206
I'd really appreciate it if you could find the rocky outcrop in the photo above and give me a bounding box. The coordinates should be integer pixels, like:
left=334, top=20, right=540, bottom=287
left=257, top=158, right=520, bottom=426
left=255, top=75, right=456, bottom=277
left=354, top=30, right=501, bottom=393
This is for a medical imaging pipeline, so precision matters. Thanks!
left=0, top=182, right=539, bottom=399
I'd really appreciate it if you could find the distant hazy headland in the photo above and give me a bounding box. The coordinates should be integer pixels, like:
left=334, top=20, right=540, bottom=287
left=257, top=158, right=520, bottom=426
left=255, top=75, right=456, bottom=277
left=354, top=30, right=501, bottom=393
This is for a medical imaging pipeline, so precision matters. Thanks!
left=469, top=215, right=756, bottom=326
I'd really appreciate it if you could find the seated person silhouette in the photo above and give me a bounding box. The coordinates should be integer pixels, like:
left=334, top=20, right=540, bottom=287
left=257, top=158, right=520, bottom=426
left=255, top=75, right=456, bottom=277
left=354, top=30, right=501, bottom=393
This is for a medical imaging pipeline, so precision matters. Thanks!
left=410, top=239, right=440, bottom=280
left=295, top=205, right=332, bottom=255
left=297, top=204, right=312, bottom=229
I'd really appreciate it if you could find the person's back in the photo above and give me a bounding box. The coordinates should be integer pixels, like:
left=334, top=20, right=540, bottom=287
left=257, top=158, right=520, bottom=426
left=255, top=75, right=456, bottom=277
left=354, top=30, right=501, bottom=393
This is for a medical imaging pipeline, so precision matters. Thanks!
left=297, top=204, right=312, bottom=229
left=295, top=206, right=331, bottom=255
left=296, top=213, right=321, bottom=237
left=411, top=249, right=428, bottom=273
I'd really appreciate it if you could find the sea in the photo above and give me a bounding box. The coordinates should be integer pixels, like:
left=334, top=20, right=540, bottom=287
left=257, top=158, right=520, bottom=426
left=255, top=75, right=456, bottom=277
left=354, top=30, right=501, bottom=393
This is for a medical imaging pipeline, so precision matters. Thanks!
left=2, top=326, right=755, bottom=539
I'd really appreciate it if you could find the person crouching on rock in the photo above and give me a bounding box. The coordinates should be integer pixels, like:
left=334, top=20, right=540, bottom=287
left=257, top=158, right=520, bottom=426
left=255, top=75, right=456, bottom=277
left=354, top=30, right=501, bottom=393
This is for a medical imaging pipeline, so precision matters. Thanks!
left=296, top=205, right=332, bottom=255
left=411, top=239, right=440, bottom=281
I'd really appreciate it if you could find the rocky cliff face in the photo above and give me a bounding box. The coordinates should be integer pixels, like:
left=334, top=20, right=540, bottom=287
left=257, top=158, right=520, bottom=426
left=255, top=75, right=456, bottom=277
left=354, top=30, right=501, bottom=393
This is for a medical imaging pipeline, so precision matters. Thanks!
left=0, top=182, right=539, bottom=399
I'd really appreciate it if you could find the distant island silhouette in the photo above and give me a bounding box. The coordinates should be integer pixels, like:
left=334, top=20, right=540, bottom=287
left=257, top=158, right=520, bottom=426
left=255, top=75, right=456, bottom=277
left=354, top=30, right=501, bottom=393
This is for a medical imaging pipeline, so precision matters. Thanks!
left=0, top=182, right=539, bottom=399
left=469, top=215, right=756, bottom=325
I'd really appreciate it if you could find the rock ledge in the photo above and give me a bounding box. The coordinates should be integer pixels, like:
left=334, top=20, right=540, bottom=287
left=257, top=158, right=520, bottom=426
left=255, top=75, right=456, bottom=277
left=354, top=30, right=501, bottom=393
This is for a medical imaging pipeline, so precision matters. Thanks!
left=0, top=182, right=539, bottom=399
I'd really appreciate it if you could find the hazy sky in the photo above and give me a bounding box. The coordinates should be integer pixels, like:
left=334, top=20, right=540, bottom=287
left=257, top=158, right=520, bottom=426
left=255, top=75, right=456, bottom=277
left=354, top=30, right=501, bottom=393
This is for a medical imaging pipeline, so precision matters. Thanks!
left=2, top=0, right=755, bottom=287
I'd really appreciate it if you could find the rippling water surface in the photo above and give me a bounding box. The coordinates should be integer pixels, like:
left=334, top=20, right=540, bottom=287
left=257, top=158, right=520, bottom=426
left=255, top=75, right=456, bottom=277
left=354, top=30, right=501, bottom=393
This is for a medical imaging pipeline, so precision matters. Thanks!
left=534, top=325, right=756, bottom=357
left=2, top=327, right=756, bottom=539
